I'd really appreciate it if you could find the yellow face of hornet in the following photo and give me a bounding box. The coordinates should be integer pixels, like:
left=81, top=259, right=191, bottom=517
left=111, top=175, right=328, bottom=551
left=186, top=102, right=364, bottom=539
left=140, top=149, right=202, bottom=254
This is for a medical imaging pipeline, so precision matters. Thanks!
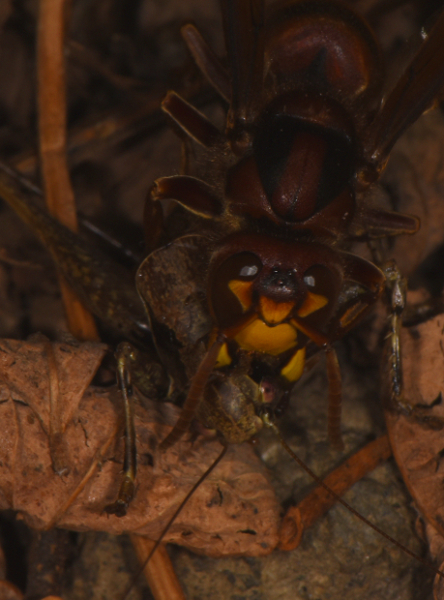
left=209, top=233, right=342, bottom=383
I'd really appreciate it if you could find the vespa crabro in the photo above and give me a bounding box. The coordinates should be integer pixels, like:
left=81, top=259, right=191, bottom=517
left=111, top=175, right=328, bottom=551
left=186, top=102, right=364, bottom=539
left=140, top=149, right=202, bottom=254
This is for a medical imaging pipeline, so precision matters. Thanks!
left=125, top=0, right=430, bottom=492
left=1, top=0, right=444, bottom=598
left=139, top=0, right=429, bottom=458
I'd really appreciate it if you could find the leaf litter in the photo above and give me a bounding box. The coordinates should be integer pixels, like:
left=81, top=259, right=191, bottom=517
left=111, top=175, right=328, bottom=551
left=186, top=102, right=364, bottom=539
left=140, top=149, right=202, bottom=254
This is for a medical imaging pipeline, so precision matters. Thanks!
left=0, top=337, right=280, bottom=556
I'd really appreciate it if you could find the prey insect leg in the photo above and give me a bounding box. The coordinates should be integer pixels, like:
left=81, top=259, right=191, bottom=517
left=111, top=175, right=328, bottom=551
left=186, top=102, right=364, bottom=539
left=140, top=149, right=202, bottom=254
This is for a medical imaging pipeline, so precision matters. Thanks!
left=105, top=343, right=137, bottom=517
left=383, top=260, right=407, bottom=411
left=383, top=261, right=444, bottom=428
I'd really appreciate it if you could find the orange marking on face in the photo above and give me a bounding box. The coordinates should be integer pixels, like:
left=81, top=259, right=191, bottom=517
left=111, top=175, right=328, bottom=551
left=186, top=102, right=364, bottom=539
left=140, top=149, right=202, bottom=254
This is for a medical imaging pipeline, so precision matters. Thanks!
left=228, top=279, right=253, bottom=311
left=215, top=342, right=232, bottom=368
left=259, top=296, right=295, bottom=324
left=297, top=292, right=328, bottom=317
left=234, top=317, right=298, bottom=355
left=281, top=347, right=306, bottom=382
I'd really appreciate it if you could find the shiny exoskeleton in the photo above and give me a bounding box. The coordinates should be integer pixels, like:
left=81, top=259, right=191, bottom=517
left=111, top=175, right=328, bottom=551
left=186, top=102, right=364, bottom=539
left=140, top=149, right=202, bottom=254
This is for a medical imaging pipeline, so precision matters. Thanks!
left=144, top=0, right=435, bottom=461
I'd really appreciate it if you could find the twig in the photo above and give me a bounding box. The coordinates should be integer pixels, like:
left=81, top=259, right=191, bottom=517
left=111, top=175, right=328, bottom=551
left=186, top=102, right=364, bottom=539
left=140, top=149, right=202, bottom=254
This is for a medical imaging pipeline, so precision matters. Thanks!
left=0, top=247, right=43, bottom=269
left=279, top=434, right=392, bottom=550
left=131, top=536, right=186, bottom=600
left=37, top=0, right=98, bottom=341
left=67, top=40, right=148, bottom=91
left=45, top=423, right=119, bottom=531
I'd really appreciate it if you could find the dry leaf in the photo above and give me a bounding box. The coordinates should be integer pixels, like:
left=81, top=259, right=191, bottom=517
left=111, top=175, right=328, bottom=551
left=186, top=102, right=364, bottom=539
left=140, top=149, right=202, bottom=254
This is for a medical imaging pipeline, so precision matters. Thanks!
left=0, top=337, right=280, bottom=557
left=385, top=315, right=444, bottom=597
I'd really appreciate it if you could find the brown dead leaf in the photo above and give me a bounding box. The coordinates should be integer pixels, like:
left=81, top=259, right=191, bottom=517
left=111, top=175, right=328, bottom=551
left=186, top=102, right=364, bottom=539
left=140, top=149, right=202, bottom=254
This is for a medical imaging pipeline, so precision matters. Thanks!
left=385, top=315, right=444, bottom=596
left=0, top=337, right=280, bottom=558
left=0, top=337, right=106, bottom=434
left=0, top=336, right=107, bottom=475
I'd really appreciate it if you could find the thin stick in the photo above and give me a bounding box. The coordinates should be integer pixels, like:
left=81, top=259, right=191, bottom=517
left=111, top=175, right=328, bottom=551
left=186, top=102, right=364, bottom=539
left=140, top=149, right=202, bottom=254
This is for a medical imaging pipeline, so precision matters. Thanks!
left=45, top=424, right=119, bottom=530
left=67, top=40, right=147, bottom=91
left=43, top=338, right=71, bottom=476
left=37, top=0, right=98, bottom=341
left=279, top=435, right=392, bottom=549
left=37, top=0, right=75, bottom=227
left=130, top=538, right=186, bottom=600
left=270, top=424, right=444, bottom=579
